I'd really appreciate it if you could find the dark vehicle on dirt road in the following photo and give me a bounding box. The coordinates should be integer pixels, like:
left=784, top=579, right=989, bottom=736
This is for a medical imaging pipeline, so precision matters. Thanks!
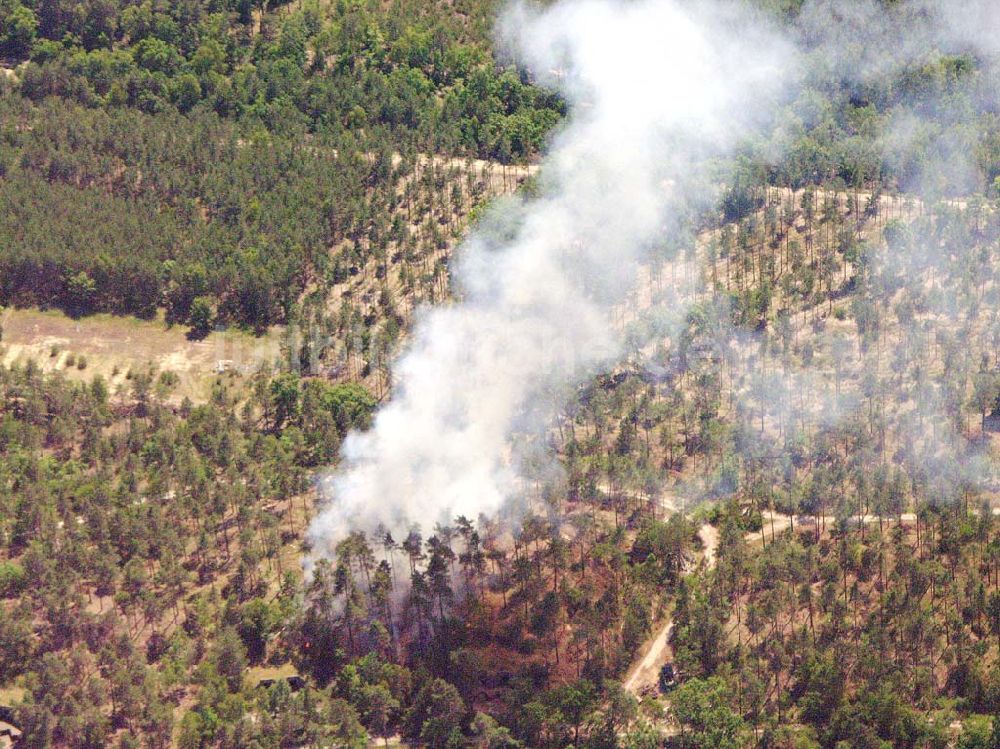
left=659, top=662, right=677, bottom=692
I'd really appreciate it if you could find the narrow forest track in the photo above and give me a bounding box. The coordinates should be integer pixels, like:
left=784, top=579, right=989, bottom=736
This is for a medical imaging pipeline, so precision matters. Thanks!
left=621, top=511, right=931, bottom=697
left=623, top=522, right=718, bottom=695
left=756, top=510, right=921, bottom=543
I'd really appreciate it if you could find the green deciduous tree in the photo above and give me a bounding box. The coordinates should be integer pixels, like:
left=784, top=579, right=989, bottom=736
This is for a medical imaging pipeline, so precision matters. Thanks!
left=671, top=676, right=745, bottom=749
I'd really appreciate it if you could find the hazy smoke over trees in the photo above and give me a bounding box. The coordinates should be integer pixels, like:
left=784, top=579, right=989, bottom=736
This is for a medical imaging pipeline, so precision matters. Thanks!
left=308, top=0, right=1000, bottom=559
left=308, top=0, right=789, bottom=555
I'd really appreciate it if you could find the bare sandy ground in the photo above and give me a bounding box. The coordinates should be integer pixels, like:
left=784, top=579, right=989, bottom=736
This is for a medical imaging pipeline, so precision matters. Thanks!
left=0, top=307, right=281, bottom=403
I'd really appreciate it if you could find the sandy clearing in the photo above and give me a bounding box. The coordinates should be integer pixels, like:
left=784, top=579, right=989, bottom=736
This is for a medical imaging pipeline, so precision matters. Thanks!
left=699, top=523, right=719, bottom=567
left=0, top=307, right=282, bottom=403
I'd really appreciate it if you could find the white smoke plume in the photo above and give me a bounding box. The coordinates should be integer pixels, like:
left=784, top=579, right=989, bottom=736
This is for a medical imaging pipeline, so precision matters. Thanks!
left=306, top=0, right=794, bottom=556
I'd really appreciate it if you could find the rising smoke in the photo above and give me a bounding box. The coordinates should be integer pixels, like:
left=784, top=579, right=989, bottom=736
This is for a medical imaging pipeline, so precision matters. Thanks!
left=307, top=0, right=792, bottom=556
left=308, top=0, right=1000, bottom=561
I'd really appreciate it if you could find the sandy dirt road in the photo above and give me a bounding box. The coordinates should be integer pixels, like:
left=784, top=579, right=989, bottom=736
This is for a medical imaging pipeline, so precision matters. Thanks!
left=623, top=507, right=931, bottom=695
left=623, top=523, right=718, bottom=694
left=756, top=510, right=920, bottom=542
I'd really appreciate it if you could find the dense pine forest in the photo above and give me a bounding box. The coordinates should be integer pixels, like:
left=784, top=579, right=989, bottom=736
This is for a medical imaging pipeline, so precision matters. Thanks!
left=0, top=0, right=559, bottom=330
left=4, top=0, right=1000, bottom=748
